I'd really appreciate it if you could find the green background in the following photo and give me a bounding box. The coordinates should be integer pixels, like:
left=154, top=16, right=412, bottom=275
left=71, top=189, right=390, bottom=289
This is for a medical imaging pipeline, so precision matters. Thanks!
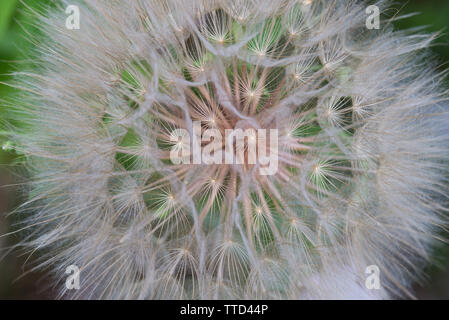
left=0, top=0, right=449, bottom=299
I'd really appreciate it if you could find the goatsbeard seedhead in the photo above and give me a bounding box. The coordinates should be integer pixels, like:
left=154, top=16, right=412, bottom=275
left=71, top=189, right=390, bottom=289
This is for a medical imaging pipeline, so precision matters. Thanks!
left=6, top=0, right=449, bottom=299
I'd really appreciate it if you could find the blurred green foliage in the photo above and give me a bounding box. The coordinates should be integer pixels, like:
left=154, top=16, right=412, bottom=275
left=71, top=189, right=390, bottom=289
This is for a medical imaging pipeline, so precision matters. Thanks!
left=0, top=0, right=51, bottom=166
left=394, top=0, right=449, bottom=64
left=0, top=1, right=17, bottom=40
left=0, top=0, right=18, bottom=165
left=0, top=1, right=26, bottom=165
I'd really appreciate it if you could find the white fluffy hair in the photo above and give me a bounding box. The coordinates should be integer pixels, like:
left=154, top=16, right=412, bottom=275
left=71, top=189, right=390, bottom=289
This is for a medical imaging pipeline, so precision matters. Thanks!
left=5, top=0, right=449, bottom=299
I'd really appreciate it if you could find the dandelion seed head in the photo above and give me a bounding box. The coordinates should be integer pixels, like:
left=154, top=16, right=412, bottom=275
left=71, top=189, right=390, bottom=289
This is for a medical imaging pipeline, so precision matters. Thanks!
left=7, top=0, right=449, bottom=299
